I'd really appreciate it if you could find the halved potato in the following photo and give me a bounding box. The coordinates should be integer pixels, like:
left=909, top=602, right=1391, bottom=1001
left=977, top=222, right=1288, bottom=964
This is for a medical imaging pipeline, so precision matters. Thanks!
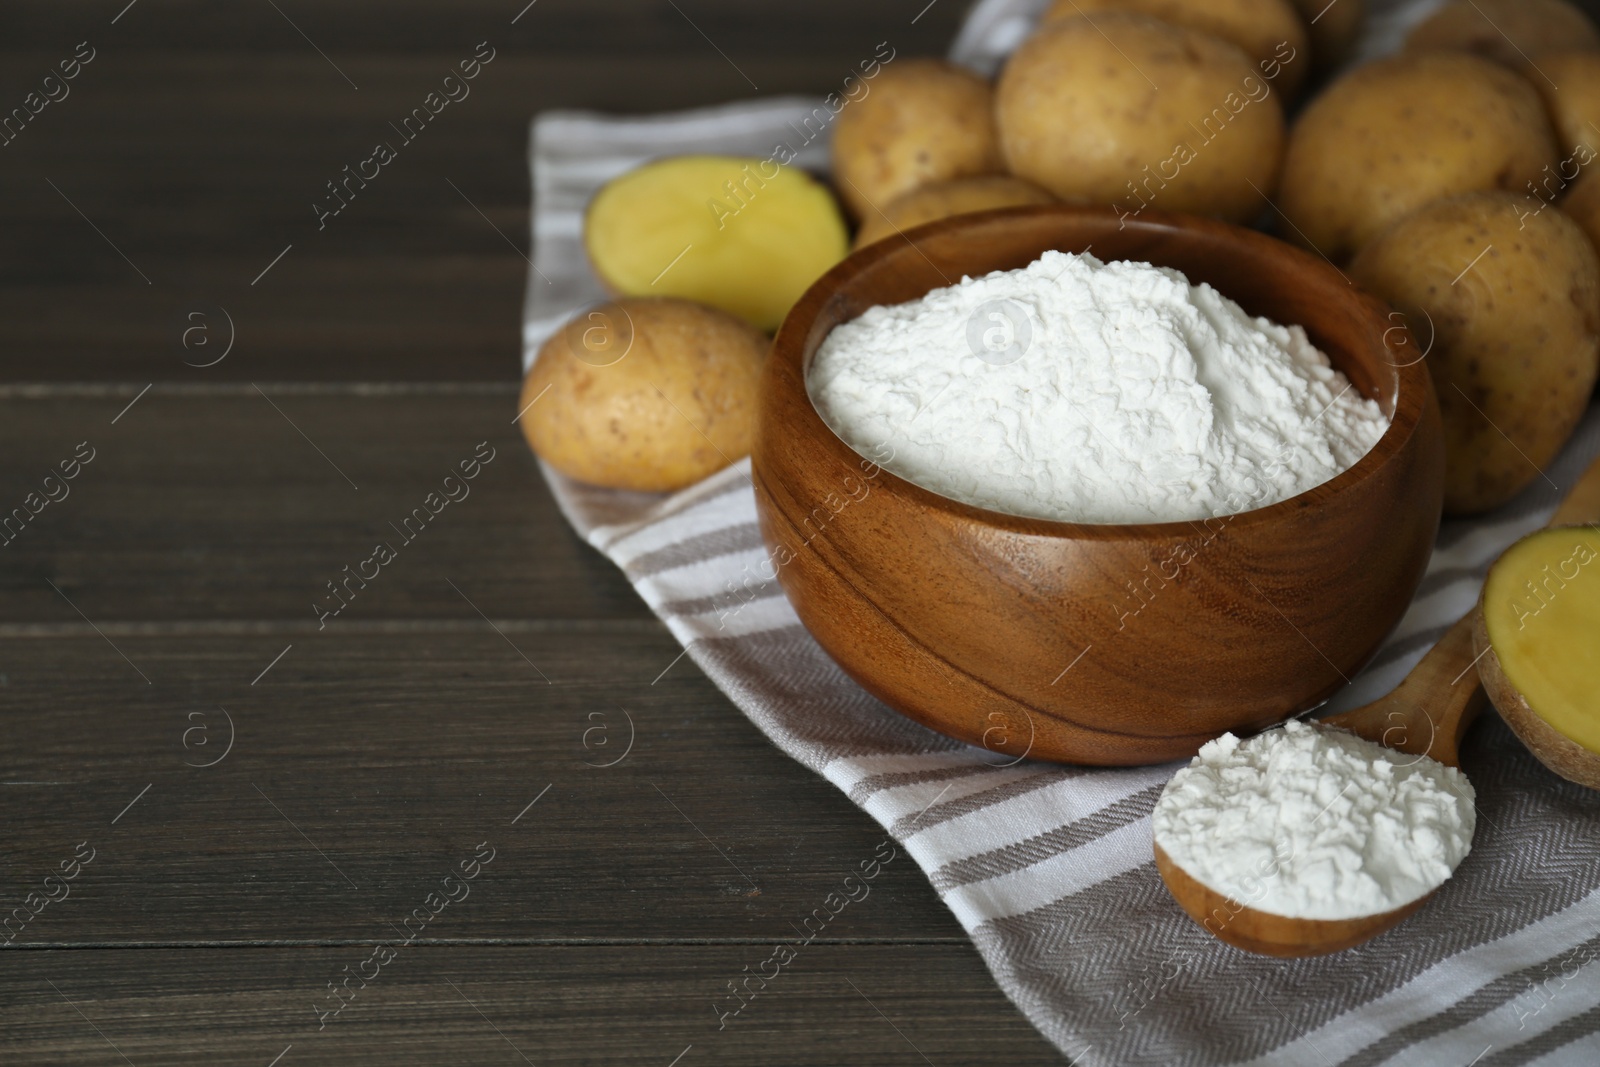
left=584, top=155, right=849, bottom=332
left=1476, top=525, right=1600, bottom=789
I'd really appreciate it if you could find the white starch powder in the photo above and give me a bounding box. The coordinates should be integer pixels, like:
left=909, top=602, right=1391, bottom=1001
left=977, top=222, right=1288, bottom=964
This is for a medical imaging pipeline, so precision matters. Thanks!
left=1153, top=721, right=1476, bottom=921
left=807, top=251, right=1390, bottom=524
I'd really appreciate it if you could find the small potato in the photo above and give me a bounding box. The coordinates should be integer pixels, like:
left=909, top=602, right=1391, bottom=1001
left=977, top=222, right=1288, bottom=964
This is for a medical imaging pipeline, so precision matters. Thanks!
left=1530, top=51, right=1600, bottom=161
left=1288, top=0, right=1365, bottom=74
left=520, top=298, right=767, bottom=492
left=1040, top=0, right=1310, bottom=98
left=1407, top=0, right=1599, bottom=68
left=852, top=175, right=1055, bottom=249
left=1561, top=172, right=1600, bottom=252
left=997, top=12, right=1285, bottom=224
left=1278, top=53, right=1558, bottom=263
left=831, top=59, right=1002, bottom=221
left=1350, top=192, right=1600, bottom=515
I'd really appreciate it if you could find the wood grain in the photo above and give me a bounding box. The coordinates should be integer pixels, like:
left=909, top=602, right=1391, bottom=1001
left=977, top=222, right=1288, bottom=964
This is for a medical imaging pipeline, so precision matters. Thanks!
left=1324, top=614, right=1484, bottom=770
left=0, top=944, right=1064, bottom=1065
left=0, top=392, right=646, bottom=624
left=0, top=630, right=971, bottom=945
left=0, top=0, right=965, bottom=383
left=754, top=205, right=1445, bottom=766
left=0, top=3, right=1062, bottom=1060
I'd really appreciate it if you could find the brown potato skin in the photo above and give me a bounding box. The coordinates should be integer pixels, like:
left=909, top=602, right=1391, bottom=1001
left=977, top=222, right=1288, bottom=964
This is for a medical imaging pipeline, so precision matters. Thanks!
left=1040, top=0, right=1311, bottom=98
left=520, top=298, right=767, bottom=492
left=831, top=58, right=1002, bottom=222
left=1530, top=51, right=1600, bottom=159
left=997, top=13, right=1286, bottom=224
left=1350, top=192, right=1600, bottom=515
left=1288, top=0, right=1364, bottom=74
left=1407, top=0, right=1599, bottom=68
left=852, top=175, right=1056, bottom=249
left=1279, top=53, right=1558, bottom=263
left=1561, top=172, right=1600, bottom=253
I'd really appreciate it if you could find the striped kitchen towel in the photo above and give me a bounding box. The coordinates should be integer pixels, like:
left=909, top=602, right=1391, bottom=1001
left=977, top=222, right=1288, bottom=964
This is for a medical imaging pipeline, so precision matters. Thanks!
left=522, top=2, right=1600, bottom=1063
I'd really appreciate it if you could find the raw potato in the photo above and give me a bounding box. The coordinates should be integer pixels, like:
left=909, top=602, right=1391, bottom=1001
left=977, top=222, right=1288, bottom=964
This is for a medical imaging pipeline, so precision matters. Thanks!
left=1561, top=173, right=1600, bottom=252
left=997, top=13, right=1285, bottom=224
left=520, top=298, right=767, bottom=492
left=1040, top=0, right=1311, bottom=98
left=1407, top=0, right=1599, bottom=67
left=852, top=175, right=1056, bottom=249
left=1288, top=0, right=1364, bottom=74
left=1350, top=192, right=1600, bottom=514
left=1530, top=51, right=1600, bottom=157
left=830, top=59, right=1002, bottom=221
left=584, top=155, right=849, bottom=333
left=1476, top=526, right=1600, bottom=789
left=1278, top=53, right=1558, bottom=262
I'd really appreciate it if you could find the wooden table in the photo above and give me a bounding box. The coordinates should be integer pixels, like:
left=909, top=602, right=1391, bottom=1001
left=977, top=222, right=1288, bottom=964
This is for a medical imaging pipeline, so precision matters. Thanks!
left=0, top=2, right=1064, bottom=1062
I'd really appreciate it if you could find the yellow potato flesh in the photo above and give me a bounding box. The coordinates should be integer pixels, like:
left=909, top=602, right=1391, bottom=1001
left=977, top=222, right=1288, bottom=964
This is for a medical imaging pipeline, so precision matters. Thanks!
left=1483, top=526, right=1600, bottom=752
left=585, top=155, right=849, bottom=333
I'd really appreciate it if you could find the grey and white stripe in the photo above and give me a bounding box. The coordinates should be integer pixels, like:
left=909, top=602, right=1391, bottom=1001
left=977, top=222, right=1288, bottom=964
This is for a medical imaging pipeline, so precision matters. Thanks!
left=524, top=2, right=1600, bottom=1062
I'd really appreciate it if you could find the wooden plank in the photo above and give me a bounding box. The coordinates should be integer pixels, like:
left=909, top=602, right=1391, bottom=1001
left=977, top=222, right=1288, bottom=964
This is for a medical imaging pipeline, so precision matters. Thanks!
left=0, top=1, right=965, bottom=383
left=0, top=944, right=1065, bottom=1065
left=0, top=630, right=972, bottom=945
left=0, top=391, right=651, bottom=623
left=0, top=0, right=966, bottom=55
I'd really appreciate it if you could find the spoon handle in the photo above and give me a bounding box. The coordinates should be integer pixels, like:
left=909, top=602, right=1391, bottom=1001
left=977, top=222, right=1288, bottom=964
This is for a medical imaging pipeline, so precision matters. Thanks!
left=1325, top=614, right=1484, bottom=766
left=1327, top=455, right=1600, bottom=764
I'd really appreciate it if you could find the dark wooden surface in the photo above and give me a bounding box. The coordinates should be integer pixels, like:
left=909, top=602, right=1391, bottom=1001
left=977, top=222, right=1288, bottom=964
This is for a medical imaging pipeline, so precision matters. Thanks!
left=0, top=1, right=1067, bottom=1062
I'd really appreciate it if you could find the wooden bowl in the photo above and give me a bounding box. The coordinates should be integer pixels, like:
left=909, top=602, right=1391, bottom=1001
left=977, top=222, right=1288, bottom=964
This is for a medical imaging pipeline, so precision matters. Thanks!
left=751, top=205, right=1444, bottom=766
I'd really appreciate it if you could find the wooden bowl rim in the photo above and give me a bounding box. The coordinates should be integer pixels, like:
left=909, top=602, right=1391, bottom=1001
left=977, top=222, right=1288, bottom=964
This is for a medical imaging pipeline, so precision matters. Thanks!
left=774, top=203, right=1430, bottom=541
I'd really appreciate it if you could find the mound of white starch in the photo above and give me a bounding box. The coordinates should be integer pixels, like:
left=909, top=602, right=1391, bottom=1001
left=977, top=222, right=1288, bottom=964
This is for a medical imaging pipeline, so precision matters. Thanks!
left=1153, top=720, right=1476, bottom=921
left=806, top=250, right=1389, bottom=524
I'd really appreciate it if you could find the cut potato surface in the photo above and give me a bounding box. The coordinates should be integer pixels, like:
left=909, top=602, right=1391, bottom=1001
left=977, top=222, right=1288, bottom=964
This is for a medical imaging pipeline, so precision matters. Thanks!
left=1481, top=526, right=1600, bottom=757
left=585, top=155, right=849, bottom=333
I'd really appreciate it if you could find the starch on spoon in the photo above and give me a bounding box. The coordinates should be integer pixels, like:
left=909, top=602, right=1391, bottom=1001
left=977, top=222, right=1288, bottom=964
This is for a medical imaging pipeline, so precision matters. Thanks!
left=1153, top=720, right=1476, bottom=921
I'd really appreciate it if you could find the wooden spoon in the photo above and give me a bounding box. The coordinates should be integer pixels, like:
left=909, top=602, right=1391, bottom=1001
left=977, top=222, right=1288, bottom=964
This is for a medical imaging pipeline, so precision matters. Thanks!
left=1157, top=455, right=1600, bottom=957
left=1154, top=616, right=1479, bottom=957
